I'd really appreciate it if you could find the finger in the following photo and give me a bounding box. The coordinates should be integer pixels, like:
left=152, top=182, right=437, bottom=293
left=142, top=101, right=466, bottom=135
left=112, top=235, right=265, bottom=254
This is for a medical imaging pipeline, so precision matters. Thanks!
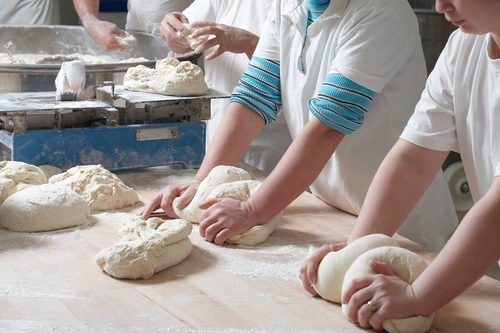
left=166, top=13, right=188, bottom=32
left=369, top=260, right=395, bottom=276
left=202, top=220, right=224, bottom=242
left=307, top=244, right=336, bottom=285
left=358, top=301, right=376, bottom=328
left=140, top=197, right=161, bottom=219
left=195, top=38, right=219, bottom=54
left=190, top=20, right=217, bottom=29
left=213, top=228, right=233, bottom=245
left=198, top=197, right=222, bottom=210
left=344, top=284, right=374, bottom=323
left=369, top=311, right=386, bottom=332
left=330, top=242, right=347, bottom=252
left=299, top=261, right=318, bottom=296
left=342, top=276, right=374, bottom=305
left=205, top=47, right=225, bottom=60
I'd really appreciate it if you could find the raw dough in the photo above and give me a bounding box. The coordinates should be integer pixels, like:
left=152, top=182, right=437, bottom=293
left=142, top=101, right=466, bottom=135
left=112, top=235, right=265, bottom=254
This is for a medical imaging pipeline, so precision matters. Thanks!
left=173, top=165, right=252, bottom=222
left=49, top=164, right=139, bottom=213
left=313, top=234, right=434, bottom=333
left=341, top=247, right=434, bottom=333
left=38, top=165, right=62, bottom=180
left=0, top=161, right=47, bottom=205
left=115, top=33, right=136, bottom=47
left=124, top=57, right=208, bottom=96
left=0, top=183, right=90, bottom=232
left=178, top=23, right=208, bottom=50
left=208, top=180, right=283, bottom=246
left=95, top=216, right=193, bottom=279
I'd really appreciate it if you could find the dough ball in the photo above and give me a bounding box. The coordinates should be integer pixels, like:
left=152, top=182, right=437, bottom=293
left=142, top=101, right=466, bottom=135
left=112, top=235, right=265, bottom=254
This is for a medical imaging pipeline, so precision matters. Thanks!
left=49, top=164, right=139, bottom=213
left=0, top=183, right=90, bottom=232
left=0, top=161, right=47, bottom=205
left=178, top=23, right=208, bottom=50
left=115, top=32, right=136, bottom=47
left=173, top=165, right=252, bottom=222
left=341, top=247, right=433, bottom=333
left=314, top=234, right=399, bottom=303
left=38, top=164, right=62, bottom=180
left=207, top=180, right=283, bottom=245
left=124, top=57, right=208, bottom=96
left=95, top=216, right=193, bottom=279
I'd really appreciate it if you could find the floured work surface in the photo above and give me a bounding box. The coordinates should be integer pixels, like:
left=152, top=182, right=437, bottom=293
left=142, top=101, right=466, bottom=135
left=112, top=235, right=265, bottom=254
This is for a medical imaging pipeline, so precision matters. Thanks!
left=1, top=162, right=499, bottom=333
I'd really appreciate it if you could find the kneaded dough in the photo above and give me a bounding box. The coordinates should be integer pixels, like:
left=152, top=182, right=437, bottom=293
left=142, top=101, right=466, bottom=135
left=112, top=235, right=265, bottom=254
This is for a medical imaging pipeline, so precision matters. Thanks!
left=0, top=183, right=90, bottom=232
left=38, top=165, right=62, bottom=180
left=314, top=234, right=434, bottom=333
left=178, top=23, right=208, bottom=50
left=124, top=57, right=208, bottom=96
left=208, top=180, right=283, bottom=246
left=0, top=161, right=47, bottom=205
left=115, top=33, right=136, bottom=47
left=95, top=216, right=193, bottom=279
left=49, top=164, right=139, bottom=213
left=173, top=165, right=252, bottom=222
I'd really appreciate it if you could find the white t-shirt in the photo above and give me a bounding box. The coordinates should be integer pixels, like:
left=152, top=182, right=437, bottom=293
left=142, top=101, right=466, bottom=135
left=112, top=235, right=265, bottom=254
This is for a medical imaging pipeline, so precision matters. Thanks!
left=402, top=30, right=500, bottom=203
left=183, top=0, right=293, bottom=174
left=0, top=0, right=59, bottom=25
left=126, top=0, right=193, bottom=35
left=254, top=0, right=458, bottom=251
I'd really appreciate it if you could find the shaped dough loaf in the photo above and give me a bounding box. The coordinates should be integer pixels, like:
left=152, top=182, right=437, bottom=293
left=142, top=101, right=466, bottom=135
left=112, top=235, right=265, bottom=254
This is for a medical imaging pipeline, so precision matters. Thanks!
left=313, top=234, right=434, bottom=333
left=173, top=165, right=252, bottom=222
left=95, top=216, right=192, bottom=279
left=49, top=164, right=139, bottom=213
left=0, top=161, right=47, bottom=205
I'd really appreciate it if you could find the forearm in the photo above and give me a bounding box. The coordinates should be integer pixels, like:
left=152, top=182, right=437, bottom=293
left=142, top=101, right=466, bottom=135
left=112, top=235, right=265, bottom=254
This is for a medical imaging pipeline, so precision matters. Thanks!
left=195, top=102, right=264, bottom=181
left=248, top=117, right=345, bottom=222
left=349, top=139, right=448, bottom=242
left=73, top=0, right=99, bottom=26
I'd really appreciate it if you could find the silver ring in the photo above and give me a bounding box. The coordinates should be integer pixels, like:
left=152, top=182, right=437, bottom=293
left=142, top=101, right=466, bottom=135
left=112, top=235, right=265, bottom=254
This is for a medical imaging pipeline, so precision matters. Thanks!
left=367, top=300, right=377, bottom=312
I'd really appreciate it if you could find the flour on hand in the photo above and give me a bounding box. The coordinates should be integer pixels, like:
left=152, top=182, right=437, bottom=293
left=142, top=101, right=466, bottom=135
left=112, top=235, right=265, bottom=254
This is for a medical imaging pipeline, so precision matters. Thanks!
left=124, top=57, right=208, bottom=96
left=49, top=164, right=139, bottom=213
left=313, top=234, right=434, bottom=333
left=0, top=183, right=90, bottom=232
left=95, top=216, right=193, bottom=279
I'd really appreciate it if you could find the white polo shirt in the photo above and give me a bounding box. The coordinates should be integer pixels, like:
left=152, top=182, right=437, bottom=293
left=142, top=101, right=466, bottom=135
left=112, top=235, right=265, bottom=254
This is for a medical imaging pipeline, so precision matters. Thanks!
left=254, top=0, right=458, bottom=251
left=402, top=30, right=500, bottom=203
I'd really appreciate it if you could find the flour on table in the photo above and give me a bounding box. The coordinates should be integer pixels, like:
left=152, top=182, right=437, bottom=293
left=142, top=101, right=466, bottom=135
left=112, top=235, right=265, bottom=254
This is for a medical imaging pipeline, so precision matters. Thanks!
left=0, top=161, right=47, bottom=205
left=173, top=165, right=281, bottom=245
left=124, top=57, right=208, bottom=96
left=0, top=183, right=90, bottom=232
left=313, top=234, right=434, bottom=333
left=95, top=216, right=193, bottom=279
left=49, top=164, right=139, bottom=212
left=173, top=165, right=252, bottom=222
left=178, top=23, right=208, bottom=50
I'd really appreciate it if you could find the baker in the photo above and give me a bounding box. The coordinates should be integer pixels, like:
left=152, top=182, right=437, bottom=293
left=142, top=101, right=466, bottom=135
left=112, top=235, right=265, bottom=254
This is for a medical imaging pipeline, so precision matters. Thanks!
left=72, top=0, right=194, bottom=51
left=141, top=0, right=458, bottom=252
left=0, top=0, right=59, bottom=25
left=160, top=0, right=293, bottom=174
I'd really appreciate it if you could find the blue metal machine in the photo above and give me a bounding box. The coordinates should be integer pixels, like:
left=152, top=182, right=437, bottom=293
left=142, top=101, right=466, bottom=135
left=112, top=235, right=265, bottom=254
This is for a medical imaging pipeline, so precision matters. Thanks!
left=0, top=87, right=230, bottom=171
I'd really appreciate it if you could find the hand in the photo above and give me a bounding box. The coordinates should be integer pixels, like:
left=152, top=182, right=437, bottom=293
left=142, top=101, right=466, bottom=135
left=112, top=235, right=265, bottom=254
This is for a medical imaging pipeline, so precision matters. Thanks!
left=189, top=21, right=260, bottom=60
left=139, top=180, right=200, bottom=219
left=82, top=15, right=128, bottom=51
left=198, top=197, right=261, bottom=245
left=160, top=12, right=192, bottom=54
left=299, top=243, right=347, bottom=295
left=342, top=260, right=419, bottom=330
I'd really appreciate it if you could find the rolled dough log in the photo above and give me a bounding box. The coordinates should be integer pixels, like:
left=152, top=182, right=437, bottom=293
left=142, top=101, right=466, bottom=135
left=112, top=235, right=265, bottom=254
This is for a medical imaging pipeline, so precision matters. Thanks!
left=49, top=164, right=139, bottom=213
left=342, top=247, right=434, bottom=333
left=173, top=165, right=252, bottom=222
left=124, top=57, right=207, bottom=96
left=0, top=161, right=47, bottom=205
left=207, top=180, right=283, bottom=246
left=314, top=234, right=399, bottom=303
left=95, top=216, right=193, bottom=279
left=0, top=183, right=90, bottom=232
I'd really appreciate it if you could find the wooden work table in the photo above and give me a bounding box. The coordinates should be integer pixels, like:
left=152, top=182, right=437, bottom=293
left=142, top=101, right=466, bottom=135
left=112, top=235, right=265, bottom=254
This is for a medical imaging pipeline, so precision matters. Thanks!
left=1, top=163, right=499, bottom=332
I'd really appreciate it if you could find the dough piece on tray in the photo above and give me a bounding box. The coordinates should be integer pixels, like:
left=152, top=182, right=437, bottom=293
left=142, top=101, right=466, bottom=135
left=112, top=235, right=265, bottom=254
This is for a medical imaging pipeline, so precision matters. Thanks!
left=178, top=23, right=208, bottom=50
left=173, top=165, right=282, bottom=245
left=0, top=184, right=90, bottom=232
left=95, top=216, right=193, bottom=279
left=124, top=57, right=208, bottom=96
left=0, top=161, right=47, bottom=205
left=313, top=234, right=434, bottom=333
left=49, top=164, right=139, bottom=213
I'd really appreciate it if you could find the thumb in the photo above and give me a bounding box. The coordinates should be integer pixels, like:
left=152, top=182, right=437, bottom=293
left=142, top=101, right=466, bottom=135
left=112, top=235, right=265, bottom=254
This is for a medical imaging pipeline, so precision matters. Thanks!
left=198, top=197, right=223, bottom=210
left=369, top=260, right=395, bottom=276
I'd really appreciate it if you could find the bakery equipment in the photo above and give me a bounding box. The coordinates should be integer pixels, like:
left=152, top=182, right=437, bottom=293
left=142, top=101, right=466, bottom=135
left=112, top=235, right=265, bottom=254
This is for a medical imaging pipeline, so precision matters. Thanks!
left=0, top=86, right=230, bottom=171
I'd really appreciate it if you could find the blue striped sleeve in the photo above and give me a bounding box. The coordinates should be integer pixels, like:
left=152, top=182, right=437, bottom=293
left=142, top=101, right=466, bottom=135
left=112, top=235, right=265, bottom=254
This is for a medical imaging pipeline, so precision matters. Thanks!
left=229, top=57, right=282, bottom=125
left=308, top=74, right=376, bottom=134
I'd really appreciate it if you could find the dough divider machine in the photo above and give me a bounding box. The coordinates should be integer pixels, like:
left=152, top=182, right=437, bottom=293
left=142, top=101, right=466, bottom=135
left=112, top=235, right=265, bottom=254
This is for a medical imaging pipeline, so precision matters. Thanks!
left=0, top=86, right=230, bottom=171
